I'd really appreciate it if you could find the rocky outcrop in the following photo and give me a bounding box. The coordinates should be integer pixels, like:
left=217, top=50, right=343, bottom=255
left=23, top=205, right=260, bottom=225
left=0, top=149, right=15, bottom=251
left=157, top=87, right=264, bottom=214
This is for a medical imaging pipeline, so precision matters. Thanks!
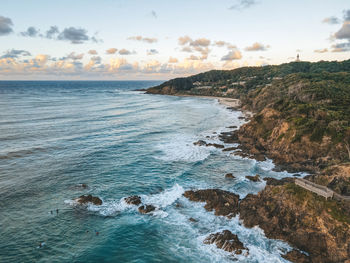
left=239, top=183, right=350, bottom=263
left=263, top=177, right=295, bottom=186
left=204, top=230, right=247, bottom=255
left=138, top=204, right=156, bottom=214
left=245, top=174, right=260, bottom=182
left=193, top=140, right=224, bottom=149
left=124, top=195, right=142, bottom=205
left=183, top=189, right=239, bottom=217
left=225, top=173, right=235, bottom=179
left=76, top=195, right=102, bottom=205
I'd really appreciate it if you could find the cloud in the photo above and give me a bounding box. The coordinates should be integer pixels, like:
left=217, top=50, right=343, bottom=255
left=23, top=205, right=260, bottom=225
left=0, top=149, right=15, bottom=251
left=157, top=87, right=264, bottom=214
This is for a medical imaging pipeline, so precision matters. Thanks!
left=45, top=26, right=59, bottom=39
left=334, top=22, right=350, bottom=40
left=214, top=41, right=229, bottom=47
left=57, top=27, right=90, bottom=44
left=151, top=10, right=157, bottom=18
left=147, top=49, right=159, bottom=55
left=331, top=42, right=350, bottom=52
left=178, top=35, right=192, bottom=45
left=20, top=26, right=40, bottom=37
left=67, top=52, right=84, bottom=60
left=190, top=38, right=211, bottom=47
left=88, top=49, right=98, bottom=55
left=314, top=48, right=328, bottom=53
left=229, top=0, right=258, bottom=10
left=168, top=57, right=178, bottom=63
left=128, top=35, right=158, bottom=43
left=221, top=50, right=242, bottom=60
left=245, top=42, right=270, bottom=51
left=106, top=48, right=118, bottom=54
left=119, top=48, right=133, bottom=55
left=181, top=46, right=193, bottom=52
left=0, top=15, right=13, bottom=36
left=322, top=16, right=340, bottom=25
left=0, top=49, right=31, bottom=59
left=188, top=55, right=200, bottom=60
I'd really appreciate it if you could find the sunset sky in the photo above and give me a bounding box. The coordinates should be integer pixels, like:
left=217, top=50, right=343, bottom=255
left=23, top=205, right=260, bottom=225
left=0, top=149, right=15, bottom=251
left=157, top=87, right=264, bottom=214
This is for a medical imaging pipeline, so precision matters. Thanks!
left=1, top=0, right=350, bottom=80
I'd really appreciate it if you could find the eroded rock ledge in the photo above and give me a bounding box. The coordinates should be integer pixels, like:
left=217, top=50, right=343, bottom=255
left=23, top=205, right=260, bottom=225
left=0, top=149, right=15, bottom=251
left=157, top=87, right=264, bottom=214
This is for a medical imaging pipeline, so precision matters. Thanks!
left=204, top=230, right=248, bottom=255
left=183, top=181, right=350, bottom=263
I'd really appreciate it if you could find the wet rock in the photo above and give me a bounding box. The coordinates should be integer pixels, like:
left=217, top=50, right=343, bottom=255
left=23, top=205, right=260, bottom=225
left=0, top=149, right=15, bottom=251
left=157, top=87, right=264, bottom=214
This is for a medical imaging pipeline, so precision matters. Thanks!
left=222, top=147, right=238, bottom=152
left=193, top=140, right=207, bottom=146
left=124, top=195, right=141, bottom=205
left=238, top=116, right=245, bottom=120
left=206, top=143, right=224, bottom=149
left=225, top=173, right=235, bottom=179
left=183, top=189, right=239, bottom=217
left=227, top=125, right=237, bottom=129
left=263, top=177, right=295, bottom=186
left=189, top=217, right=198, bottom=222
left=282, top=249, right=311, bottom=263
left=76, top=195, right=102, bottom=205
left=138, top=204, right=156, bottom=214
left=246, top=174, right=261, bottom=182
left=204, top=230, right=247, bottom=255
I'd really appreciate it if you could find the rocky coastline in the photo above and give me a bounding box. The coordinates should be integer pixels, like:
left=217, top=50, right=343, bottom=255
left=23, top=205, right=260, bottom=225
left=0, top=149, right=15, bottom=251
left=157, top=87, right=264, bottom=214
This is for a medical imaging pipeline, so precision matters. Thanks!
left=145, top=68, right=350, bottom=262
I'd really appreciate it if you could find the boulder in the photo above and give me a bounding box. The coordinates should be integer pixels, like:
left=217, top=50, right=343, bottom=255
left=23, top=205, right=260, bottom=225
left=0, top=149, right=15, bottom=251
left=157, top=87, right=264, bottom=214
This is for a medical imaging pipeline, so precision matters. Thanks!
left=189, top=217, right=198, bottom=222
left=263, top=177, right=294, bottom=186
left=204, top=230, right=247, bottom=255
left=138, top=204, right=156, bottom=214
left=225, top=173, right=235, bottom=179
left=76, top=194, right=102, bottom=205
left=246, top=174, right=261, bottom=182
left=193, top=140, right=207, bottom=146
left=183, top=189, right=239, bottom=217
left=124, top=195, right=141, bottom=205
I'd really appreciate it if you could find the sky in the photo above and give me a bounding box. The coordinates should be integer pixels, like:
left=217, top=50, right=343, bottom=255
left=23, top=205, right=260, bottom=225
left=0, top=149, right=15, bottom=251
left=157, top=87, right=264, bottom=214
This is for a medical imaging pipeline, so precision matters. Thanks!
left=0, top=0, right=350, bottom=80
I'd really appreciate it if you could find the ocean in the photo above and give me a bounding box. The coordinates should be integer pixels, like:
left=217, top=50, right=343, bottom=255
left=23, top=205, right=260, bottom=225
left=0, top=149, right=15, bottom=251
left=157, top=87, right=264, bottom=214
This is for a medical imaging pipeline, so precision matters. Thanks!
left=0, top=81, right=296, bottom=262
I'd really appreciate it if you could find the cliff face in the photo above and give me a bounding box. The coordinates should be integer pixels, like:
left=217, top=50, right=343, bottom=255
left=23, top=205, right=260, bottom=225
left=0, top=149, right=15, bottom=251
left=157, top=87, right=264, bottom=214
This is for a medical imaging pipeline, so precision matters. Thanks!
left=239, top=182, right=350, bottom=263
left=148, top=60, right=350, bottom=262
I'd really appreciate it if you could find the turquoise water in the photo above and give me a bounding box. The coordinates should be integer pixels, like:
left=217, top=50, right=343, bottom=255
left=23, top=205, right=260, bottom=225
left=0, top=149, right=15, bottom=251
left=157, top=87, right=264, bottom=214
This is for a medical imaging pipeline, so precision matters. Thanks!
left=0, top=81, right=295, bottom=262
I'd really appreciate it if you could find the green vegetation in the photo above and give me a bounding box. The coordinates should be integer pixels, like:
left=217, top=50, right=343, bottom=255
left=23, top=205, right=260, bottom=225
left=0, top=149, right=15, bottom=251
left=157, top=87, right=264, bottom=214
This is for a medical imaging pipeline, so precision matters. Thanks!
left=148, top=59, right=350, bottom=164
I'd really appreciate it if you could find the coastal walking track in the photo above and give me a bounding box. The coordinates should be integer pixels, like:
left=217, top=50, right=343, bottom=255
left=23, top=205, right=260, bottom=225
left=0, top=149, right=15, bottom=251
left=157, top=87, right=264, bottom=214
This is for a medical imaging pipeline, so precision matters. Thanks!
left=295, top=178, right=350, bottom=201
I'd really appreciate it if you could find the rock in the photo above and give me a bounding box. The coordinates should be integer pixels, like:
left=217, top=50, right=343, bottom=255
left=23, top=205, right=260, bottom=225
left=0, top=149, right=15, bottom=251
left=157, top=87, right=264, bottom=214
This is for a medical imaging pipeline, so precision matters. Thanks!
left=263, top=177, right=295, bottom=186
left=227, top=125, right=237, bottom=129
left=222, top=147, right=238, bottom=152
left=124, top=195, right=141, bottom=205
left=238, top=116, right=245, bottom=120
left=225, top=173, right=235, bottom=179
left=246, top=174, right=261, bottom=182
left=183, top=189, right=239, bottom=217
left=239, top=185, right=350, bottom=263
left=193, top=140, right=207, bottom=146
left=282, top=249, right=311, bottom=263
left=204, top=230, right=247, bottom=254
left=206, top=143, right=224, bottom=149
left=76, top=194, right=102, bottom=205
left=189, top=217, right=198, bottom=222
left=138, top=204, right=156, bottom=214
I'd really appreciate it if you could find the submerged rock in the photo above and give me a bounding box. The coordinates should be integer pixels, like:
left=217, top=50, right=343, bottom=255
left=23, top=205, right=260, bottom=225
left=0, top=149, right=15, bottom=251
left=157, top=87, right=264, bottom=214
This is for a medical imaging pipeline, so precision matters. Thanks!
left=246, top=174, right=261, bottom=182
left=76, top=195, right=102, bottom=205
left=193, top=140, right=207, bottom=146
left=204, top=230, right=247, bottom=255
left=138, top=204, right=156, bottom=214
left=225, top=173, right=235, bottom=179
left=189, top=217, right=198, bottom=222
left=183, top=189, right=239, bottom=217
left=124, top=195, right=141, bottom=205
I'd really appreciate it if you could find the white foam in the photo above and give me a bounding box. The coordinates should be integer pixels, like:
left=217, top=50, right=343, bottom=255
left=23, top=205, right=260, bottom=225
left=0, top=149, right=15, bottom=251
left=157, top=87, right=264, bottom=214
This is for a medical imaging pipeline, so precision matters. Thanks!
left=142, top=183, right=184, bottom=208
left=155, top=134, right=212, bottom=162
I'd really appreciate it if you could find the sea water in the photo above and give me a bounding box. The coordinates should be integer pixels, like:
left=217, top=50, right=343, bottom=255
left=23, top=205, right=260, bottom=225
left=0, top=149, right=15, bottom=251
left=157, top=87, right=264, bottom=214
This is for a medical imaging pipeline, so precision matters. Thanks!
left=0, top=81, right=296, bottom=262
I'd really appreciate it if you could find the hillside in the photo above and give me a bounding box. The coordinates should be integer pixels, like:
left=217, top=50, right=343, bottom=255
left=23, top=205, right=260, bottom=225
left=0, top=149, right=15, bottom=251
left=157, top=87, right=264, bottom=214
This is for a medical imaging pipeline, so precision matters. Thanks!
left=147, top=60, right=350, bottom=172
